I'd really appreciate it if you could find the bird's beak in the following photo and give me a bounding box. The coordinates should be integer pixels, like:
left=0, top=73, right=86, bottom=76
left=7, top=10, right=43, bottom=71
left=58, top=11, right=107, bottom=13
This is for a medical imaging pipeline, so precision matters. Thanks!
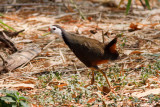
left=48, top=27, right=51, bottom=31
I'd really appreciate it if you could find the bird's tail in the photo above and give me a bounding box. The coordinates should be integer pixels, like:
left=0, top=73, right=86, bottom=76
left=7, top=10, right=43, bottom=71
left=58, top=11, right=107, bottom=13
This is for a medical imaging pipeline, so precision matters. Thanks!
left=105, top=37, right=117, bottom=53
left=104, top=37, right=119, bottom=60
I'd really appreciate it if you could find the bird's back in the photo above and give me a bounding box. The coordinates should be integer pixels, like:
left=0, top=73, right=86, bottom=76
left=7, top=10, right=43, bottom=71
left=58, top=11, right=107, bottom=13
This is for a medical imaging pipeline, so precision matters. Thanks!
left=63, top=33, right=112, bottom=67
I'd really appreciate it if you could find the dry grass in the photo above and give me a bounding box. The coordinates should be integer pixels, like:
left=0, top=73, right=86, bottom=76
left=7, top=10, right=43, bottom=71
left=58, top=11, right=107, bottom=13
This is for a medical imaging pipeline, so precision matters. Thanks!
left=0, top=1, right=160, bottom=106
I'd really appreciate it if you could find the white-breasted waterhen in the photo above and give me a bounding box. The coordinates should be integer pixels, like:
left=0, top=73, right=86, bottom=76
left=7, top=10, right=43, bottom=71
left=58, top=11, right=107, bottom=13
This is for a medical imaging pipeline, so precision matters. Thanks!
left=49, top=25, right=119, bottom=89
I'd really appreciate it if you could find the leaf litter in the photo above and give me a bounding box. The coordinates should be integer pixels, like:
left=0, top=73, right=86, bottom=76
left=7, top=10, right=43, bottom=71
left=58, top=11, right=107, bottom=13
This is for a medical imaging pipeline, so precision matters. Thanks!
left=0, top=0, right=160, bottom=106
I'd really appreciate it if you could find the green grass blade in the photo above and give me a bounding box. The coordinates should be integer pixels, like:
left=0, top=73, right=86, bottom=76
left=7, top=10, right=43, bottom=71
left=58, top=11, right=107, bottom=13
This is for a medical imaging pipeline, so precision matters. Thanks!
left=0, top=24, right=7, bottom=30
left=144, top=0, right=151, bottom=10
left=0, top=20, right=16, bottom=31
left=126, top=0, right=132, bottom=15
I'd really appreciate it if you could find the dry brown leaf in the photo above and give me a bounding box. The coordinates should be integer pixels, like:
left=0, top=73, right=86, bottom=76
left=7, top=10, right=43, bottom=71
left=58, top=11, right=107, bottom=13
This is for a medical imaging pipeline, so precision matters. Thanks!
left=22, top=80, right=36, bottom=84
left=129, top=23, right=141, bottom=30
left=137, top=23, right=159, bottom=28
left=124, top=50, right=144, bottom=55
left=98, top=86, right=111, bottom=95
left=57, top=83, right=68, bottom=88
left=43, top=60, right=54, bottom=67
left=130, top=50, right=143, bottom=55
left=136, top=23, right=148, bottom=27
left=72, top=93, right=76, bottom=98
left=31, top=104, right=43, bottom=107
left=87, top=98, right=96, bottom=103
left=2, top=16, right=20, bottom=22
left=150, top=23, right=159, bottom=28
left=56, top=16, right=78, bottom=24
left=87, top=16, right=93, bottom=21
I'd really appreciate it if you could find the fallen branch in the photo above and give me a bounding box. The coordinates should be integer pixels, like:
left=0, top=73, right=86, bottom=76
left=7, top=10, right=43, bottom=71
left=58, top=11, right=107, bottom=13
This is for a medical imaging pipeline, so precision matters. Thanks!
left=0, top=30, right=24, bottom=53
left=0, top=45, right=41, bottom=72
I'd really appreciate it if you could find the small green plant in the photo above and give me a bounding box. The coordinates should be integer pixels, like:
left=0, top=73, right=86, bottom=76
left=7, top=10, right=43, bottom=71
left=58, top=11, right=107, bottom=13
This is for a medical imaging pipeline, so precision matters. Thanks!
left=129, top=97, right=141, bottom=106
left=0, top=89, right=29, bottom=107
left=146, top=94, right=160, bottom=104
left=120, top=37, right=127, bottom=48
left=37, top=71, right=62, bottom=88
left=0, top=19, right=16, bottom=31
left=139, top=60, right=160, bottom=86
left=33, top=60, right=160, bottom=106
left=119, top=0, right=151, bottom=15
left=126, top=0, right=150, bottom=14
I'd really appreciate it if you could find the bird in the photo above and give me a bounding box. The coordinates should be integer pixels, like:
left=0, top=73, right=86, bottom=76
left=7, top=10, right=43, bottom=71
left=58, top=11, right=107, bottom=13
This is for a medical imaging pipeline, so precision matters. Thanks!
left=49, top=25, right=119, bottom=89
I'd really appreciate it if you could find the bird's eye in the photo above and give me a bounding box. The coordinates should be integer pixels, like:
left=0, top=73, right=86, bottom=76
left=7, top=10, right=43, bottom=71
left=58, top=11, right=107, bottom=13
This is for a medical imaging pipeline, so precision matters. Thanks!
left=53, top=28, right=56, bottom=30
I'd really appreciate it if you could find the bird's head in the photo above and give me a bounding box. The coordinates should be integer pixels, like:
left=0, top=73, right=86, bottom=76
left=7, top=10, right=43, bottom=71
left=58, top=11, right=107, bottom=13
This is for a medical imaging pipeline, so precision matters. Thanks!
left=49, top=25, right=63, bottom=36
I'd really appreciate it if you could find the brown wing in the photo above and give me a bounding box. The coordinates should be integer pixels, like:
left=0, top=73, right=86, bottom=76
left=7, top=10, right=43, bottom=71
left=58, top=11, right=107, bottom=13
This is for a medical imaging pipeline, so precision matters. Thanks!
left=65, top=34, right=105, bottom=67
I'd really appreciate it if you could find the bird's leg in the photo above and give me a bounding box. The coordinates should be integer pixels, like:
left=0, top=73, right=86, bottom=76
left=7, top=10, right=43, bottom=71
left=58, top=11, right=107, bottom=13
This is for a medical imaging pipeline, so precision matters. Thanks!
left=90, top=67, right=112, bottom=87
left=84, top=68, right=95, bottom=88
left=91, top=70, right=95, bottom=85
left=97, top=69, right=111, bottom=88
left=93, top=67, right=115, bottom=94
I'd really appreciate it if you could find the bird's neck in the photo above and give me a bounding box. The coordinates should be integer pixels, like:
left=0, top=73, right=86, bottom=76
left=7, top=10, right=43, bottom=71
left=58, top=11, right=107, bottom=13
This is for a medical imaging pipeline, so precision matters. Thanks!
left=61, top=30, right=71, bottom=46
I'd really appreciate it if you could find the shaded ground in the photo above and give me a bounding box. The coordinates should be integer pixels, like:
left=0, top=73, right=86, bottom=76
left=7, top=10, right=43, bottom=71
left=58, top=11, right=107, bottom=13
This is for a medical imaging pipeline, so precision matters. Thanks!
left=0, top=0, right=160, bottom=106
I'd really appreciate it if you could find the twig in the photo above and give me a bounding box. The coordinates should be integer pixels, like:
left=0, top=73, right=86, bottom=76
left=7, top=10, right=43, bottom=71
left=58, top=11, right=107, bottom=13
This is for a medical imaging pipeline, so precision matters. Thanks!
left=58, top=67, right=87, bottom=75
left=31, top=67, right=88, bottom=76
left=54, top=12, right=78, bottom=19
left=97, top=12, right=102, bottom=22
left=62, top=0, right=71, bottom=11
left=0, top=3, right=49, bottom=7
left=54, top=11, right=99, bottom=19
left=59, top=49, right=66, bottom=63
left=139, top=0, right=146, bottom=9
left=42, top=40, right=55, bottom=50
left=102, top=30, right=105, bottom=43
left=118, top=0, right=124, bottom=8
left=133, top=36, right=159, bottom=46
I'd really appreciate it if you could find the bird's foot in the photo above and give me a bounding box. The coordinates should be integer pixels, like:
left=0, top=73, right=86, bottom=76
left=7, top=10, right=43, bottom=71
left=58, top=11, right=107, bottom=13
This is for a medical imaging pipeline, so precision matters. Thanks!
left=84, top=84, right=90, bottom=88
left=84, top=78, right=95, bottom=88
left=84, top=83, right=94, bottom=88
